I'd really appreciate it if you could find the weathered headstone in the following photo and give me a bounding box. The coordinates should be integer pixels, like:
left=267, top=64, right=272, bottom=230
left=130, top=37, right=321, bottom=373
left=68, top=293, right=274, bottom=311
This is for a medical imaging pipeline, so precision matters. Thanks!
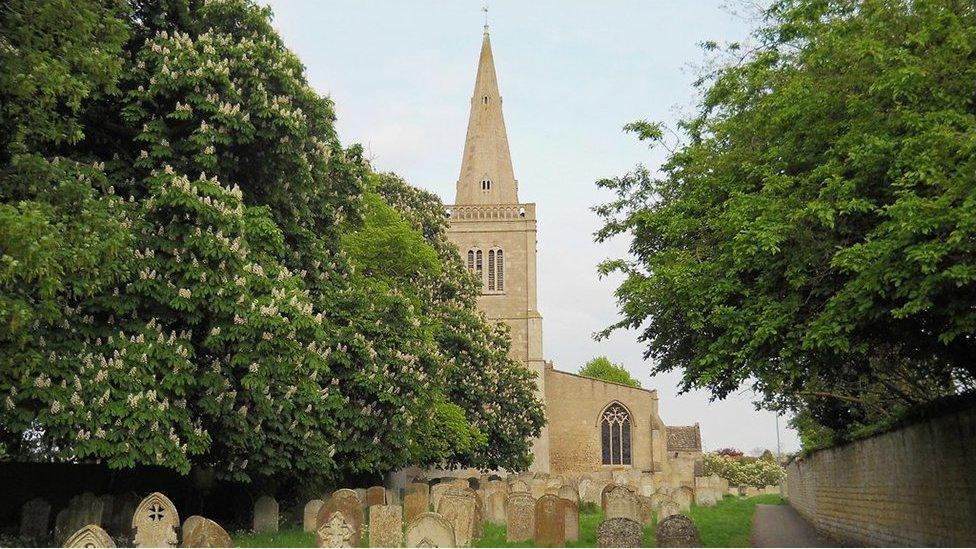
left=19, top=497, right=51, bottom=539
left=403, top=482, right=430, bottom=524
left=509, top=479, right=529, bottom=493
left=605, top=485, right=639, bottom=521
left=656, top=499, right=681, bottom=522
left=54, top=508, right=70, bottom=543
left=98, top=495, right=115, bottom=533
left=181, top=515, right=205, bottom=542
left=656, top=514, right=701, bottom=547
left=534, top=494, right=565, bottom=547
left=596, top=517, right=642, bottom=548
left=316, top=511, right=356, bottom=548
left=600, top=484, right=615, bottom=511
left=530, top=477, right=548, bottom=500
left=355, top=489, right=368, bottom=509
left=64, top=524, right=116, bottom=548
left=484, top=481, right=507, bottom=525
left=132, top=492, right=179, bottom=548
left=317, top=490, right=363, bottom=547
left=113, top=492, right=140, bottom=540
left=436, top=487, right=477, bottom=547
left=429, top=483, right=451, bottom=513
left=366, top=486, right=386, bottom=507
left=672, top=487, right=694, bottom=512
left=404, top=512, right=456, bottom=548
left=253, top=496, right=278, bottom=533
left=181, top=517, right=232, bottom=548
left=304, top=500, right=324, bottom=532
left=505, top=492, right=535, bottom=543
left=637, top=495, right=655, bottom=525
left=562, top=497, right=579, bottom=542
left=557, top=485, right=577, bottom=502
left=368, top=505, right=402, bottom=548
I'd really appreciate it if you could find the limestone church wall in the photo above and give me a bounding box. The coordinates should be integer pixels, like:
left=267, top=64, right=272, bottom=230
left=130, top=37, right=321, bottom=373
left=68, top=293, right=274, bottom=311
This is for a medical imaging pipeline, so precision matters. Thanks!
left=544, top=368, right=665, bottom=475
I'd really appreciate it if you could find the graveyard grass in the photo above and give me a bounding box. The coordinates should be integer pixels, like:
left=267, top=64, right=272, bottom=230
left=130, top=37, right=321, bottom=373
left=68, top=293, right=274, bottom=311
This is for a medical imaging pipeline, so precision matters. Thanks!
left=232, top=495, right=783, bottom=547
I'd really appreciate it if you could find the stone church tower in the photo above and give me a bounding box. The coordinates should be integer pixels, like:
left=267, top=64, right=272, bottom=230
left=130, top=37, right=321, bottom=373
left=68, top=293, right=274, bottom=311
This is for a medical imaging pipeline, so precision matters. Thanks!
left=445, top=26, right=551, bottom=472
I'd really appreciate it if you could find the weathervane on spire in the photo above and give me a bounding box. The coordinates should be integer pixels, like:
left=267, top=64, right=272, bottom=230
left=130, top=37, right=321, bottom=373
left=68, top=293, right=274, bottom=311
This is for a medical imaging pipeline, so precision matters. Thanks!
left=482, top=4, right=489, bottom=33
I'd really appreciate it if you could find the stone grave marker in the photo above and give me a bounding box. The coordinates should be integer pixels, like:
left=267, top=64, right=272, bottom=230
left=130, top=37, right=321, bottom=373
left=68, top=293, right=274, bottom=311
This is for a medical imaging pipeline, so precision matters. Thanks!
left=509, top=479, right=529, bottom=493
left=113, top=492, right=140, bottom=540
left=317, top=489, right=363, bottom=547
left=365, top=486, right=386, bottom=507
left=181, top=515, right=205, bottom=542
left=596, top=517, right=642, bottom=548
left=505, top=492, right=535, bottom=543
left=484, top=481, right=507, bottom=525
left=429, top=483, right=451, bottom=513
left=54, top=508, right=70, bottom=544
left=637, top=495, right=655, bottom=525
left=404, top=512, right=456, bottom=548
left=368, top=504, right=402, bottom=548
left=436, top=487, right=477, bottom=547
left=98, top=495, right=115, bottom=533
left=181, top=517, right=232, bottom=548
left=253, top=495, right=278, bottom=533
left=64, top=524, right=116, bottom=548
left=656, top=514, right=701, bottom=547
left=132, top=492, right=179, bottom=548
left=404, top=489, right=429, bottom=525
left=316, top=511, right=356, bottom=548
left=657, top=498, right=681, bottom=521
left=605, top=485, right=639, bottom=522
left=672, top=486, right=694, bottom=512
left=557, top=485, right=577, bottom=502
left=534, top=494, right=565, bottom=547
left=19, top=497, right=51, bottom=539
left=562, top=497, right=579, bottom=542
left=304, top=500, right=324, bottom=532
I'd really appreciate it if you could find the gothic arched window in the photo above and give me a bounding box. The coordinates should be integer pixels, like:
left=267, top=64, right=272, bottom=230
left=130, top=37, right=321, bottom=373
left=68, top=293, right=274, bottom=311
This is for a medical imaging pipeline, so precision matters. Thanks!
left=488, top=250, right=496, bottom=290
left=496, top=250, right=504, bottom=291
left=601, top=403, right=632, bottom=465
left=467, top=250, right=475, bottom=272
left=475, top=249, right=483, bottom=277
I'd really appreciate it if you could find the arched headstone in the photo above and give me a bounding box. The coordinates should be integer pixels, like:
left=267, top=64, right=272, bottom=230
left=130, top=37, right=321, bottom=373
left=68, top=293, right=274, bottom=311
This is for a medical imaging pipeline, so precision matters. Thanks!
left=596, top=517, right=642, bottom=548
left=132, top=492, right=179, bottom=548
left=253, top=496, right=278, bottom=533
left=64, top=524, right=116, bottom=548
left=317, top=490, right=362, bottom=547
left=405, top=512, right=456, bottom=548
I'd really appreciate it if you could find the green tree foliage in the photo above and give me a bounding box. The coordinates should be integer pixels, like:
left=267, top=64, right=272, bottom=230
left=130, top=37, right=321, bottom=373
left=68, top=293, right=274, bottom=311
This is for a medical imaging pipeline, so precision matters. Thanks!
left=703, top=452, right=786, bottom=488
left=595, top=0, right=976, bottom=444
left=578, top=356, right=640, bottom=388
left=0, top=0, right=544, bottom=484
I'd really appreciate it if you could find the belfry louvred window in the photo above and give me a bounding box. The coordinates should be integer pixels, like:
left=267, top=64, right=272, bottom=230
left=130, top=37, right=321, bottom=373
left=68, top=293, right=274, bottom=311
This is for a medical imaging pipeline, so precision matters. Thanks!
left=496, top=250, right=504, bottom=291
left=467, top=250, right=475, bottom=271
left=488, top=250, right=496, bottom=290
left=601, top=403, right=632, bottom=465
left=475, top=250, right=483, bottom=277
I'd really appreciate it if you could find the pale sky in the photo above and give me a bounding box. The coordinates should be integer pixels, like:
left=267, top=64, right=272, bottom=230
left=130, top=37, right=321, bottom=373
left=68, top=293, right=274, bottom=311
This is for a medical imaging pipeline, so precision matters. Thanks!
left=265, top=0, right=800, bottom=454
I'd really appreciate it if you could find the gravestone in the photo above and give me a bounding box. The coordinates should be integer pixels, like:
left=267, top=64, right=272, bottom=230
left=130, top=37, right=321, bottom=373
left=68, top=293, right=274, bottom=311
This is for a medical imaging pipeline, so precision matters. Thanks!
left=132, top=492, right=179, bottom=548
left=253, top=496, right=278, bottom=533
left=19, top=497, right=51, bottom=539
left=509, top=479, right=529, bottom=493
left=404, top=512, right=456, bottom=548
left=561, top=497, right=579, bottom=543
left=534, top=494, right=565, bottom=547
left=436, top=487, right=477, bottom=547
left=557, top=485, right=577, bottom=502
left=366, top=486, right=386, bottom=507
left=98, top=495, right=115, bottom=534
left=672, top=487, right=694, bottom=512
left=429, top=483, right=451, bottom=513
left=355, top=489, right=368, bottom=509
left=181, top=515, right=205, bottom=542
left=54, top=508, right=70, bottom=543
left=368, top=505, right=402, bottom=548
left=637, top=496, right=655, bottom=525
left=304, top=500, right=324, bottom=532
left=657, top=499, right=681, bottom=522
left=484, top=481, right=507, bottom=525
left=181, top=517, right=232, bottom=548
left=596, top=517, right=643, bottom=548
left=605, top=485, right=639, bottom=521
left=317, top=490, right=363, bottom=547
left=64, top=524, right=116, bottom=548
left=505, top=492, right=535, bottom=543
left=403, top=482, right=430, bottom=524
left=316, top=511, right=356, bottom=548
left=656, top=514, right=701, bottom=547
left=530, top=477, right=548, bottom=499
left=64, top=492, right=104, bottom=539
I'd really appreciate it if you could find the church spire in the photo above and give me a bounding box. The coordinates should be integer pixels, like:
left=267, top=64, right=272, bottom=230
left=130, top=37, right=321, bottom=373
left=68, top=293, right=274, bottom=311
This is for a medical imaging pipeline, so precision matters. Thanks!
left=454, top=25, right=518, bottom=205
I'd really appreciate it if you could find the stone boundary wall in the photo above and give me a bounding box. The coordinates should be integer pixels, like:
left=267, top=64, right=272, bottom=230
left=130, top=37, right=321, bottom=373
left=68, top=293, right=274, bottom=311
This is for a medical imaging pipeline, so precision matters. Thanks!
left=786, top=403, right=976, bottom=546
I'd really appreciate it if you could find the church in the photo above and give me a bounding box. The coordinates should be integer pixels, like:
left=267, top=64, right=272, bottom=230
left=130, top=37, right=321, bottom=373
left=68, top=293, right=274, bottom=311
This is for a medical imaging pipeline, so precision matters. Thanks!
left=441, top=26, right=702, bottom=485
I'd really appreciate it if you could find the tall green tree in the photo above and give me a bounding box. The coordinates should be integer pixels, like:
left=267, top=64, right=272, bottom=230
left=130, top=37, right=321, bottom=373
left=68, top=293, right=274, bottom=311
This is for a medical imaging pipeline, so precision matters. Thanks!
left=1, top=0, right=544, bottom=484
left=579, top=356, right=640, bottom=388
left=595, top=0, right=976, bottom=443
